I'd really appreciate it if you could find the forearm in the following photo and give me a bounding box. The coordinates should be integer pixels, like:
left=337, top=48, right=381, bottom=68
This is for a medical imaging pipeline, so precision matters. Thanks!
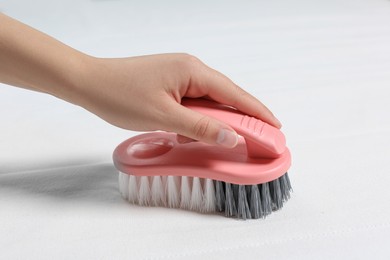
left=0, top=13, right=91, bottom=104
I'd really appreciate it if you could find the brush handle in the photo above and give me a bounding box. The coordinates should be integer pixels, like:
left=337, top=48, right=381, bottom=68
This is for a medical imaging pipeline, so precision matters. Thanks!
left=182, top=98, right=286, bottom=159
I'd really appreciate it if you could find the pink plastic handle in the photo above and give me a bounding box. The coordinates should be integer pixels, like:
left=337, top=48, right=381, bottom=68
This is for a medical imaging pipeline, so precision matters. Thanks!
left=181, top=98, right=286, bottom=159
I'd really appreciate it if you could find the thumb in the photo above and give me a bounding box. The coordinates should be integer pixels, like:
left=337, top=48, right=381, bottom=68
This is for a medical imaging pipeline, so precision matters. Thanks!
left=166, top=102, right=239, bottom=148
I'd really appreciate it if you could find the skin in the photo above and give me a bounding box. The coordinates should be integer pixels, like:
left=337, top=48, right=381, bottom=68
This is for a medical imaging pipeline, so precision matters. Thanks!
left=0, top=13, right=281, bottom=148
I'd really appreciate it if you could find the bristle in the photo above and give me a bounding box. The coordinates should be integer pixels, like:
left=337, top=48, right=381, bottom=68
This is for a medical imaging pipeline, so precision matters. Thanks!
left=232, top=184, right=239, bottom=206
left=128, top=175, right=139, bottom=204
left=225, top=183, right=237, bottom=217
left=286, top=173, right=292, bottom=190
left=118, top=172, right=129, bottom=199
left=237, top=185, right=251, bottom=220
left=250, top=185, right=263, bottom=219
left=190, top=177, right=204, bottom=211
left=261, top=183, right=272, bottom=216
left=138, top=176, right=151, bottom=206
left=180, top=176, right=192, bottom=209
left=166, top=176, right=180, bottom=208
left=279, top=173, right=292, bottom=202
left=118, top=172, right=292, bottom=220
left=270, top=178, right=283, bottom=210
left=203, top=178, right=216, bottom=212
left=151, top=176, right=165, bottom=206
left=215, top=181, right=225, bottom=212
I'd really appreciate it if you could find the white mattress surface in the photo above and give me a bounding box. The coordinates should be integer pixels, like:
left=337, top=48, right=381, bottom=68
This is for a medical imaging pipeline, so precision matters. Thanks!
left=1, top=0, right=390, bottom=259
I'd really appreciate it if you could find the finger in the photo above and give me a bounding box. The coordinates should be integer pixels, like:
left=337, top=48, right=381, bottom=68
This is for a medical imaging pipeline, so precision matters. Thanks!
left=165, top=102, right=238, bottom=148
left=176, top=134, right=195, bottom=144
left=190, top=64, right=282, bottom=128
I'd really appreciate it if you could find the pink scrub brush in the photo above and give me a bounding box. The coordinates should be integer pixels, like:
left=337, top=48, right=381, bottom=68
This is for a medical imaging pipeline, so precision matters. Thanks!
left=113, top=98, right=292, bottom=219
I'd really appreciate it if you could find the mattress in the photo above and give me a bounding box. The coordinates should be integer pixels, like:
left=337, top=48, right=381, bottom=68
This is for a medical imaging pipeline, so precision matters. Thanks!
left=1, top=0, right=390, bottom=259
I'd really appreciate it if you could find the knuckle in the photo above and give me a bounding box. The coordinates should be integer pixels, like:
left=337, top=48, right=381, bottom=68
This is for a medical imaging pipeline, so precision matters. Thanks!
left=231, top=85, right=247, bottom=107
left=193, top=116, right=212, bottom=140
left=177, top=53, right=201, bottom=70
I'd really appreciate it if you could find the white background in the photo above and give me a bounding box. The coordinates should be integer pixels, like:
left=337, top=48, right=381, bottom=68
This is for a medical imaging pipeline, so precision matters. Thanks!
left=1, top=0, right=390, bottom=259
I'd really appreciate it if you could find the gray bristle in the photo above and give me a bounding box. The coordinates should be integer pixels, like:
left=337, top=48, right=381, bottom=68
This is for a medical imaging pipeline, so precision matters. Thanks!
left=250, top=185, right=263, bottom=219
left=270, top=178, right=283, bottom=210
left=261, top=182, right=273, bottom=215
left=232, top=184, right=239, bottom=206
left=215, top=181, right=225, bottom=211
left=237, top=185, right=251, bottom=220
left=224, top=183, right=237, bottom=217
left=279, top=173, right=292, bottom=202
left=212, top=172, right=292, bottom=219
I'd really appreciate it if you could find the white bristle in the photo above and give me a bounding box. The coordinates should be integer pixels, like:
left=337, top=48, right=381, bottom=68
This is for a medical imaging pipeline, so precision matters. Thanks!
left=128, top=175, right=139, bottom=203
left=138, top=176, right=151, bottom=206
left=151, top=176, right=166, bottom=206
left=166, top=176, right=180, bottom=208
left=203, top=178, right=216, bottom=212
left=180, top=176, right=192, bottom=209
left=190, top=177, right=204, bottom=211
left=118, top=172, right=129, bottom=199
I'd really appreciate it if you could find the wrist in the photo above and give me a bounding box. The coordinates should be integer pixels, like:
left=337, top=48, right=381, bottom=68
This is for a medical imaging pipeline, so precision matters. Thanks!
left=54, top=52, right=97, bottom=107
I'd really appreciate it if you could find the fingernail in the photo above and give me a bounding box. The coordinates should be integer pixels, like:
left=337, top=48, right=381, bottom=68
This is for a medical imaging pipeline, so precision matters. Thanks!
left=217, top=129, right=238, bottom=148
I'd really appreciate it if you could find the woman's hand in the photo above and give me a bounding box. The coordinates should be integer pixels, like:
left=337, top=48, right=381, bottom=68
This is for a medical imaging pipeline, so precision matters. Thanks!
left=0, top=13, right=281, bottom=148
left=76, top=54, right=282, bottom=148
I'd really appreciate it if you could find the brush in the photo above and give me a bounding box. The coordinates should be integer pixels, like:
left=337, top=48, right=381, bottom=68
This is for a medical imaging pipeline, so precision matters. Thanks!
left=113, top=98, right=292, bottom=219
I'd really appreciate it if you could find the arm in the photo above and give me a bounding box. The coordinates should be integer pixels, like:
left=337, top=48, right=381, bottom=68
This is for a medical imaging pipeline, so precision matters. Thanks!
left=0, top=13, right=90, bottom=104
left=0, top=13, right=281, bottom=148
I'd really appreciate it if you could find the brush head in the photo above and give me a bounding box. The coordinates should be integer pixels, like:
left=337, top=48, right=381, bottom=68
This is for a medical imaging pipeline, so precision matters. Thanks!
left=114, top=132, right=292, bottom=219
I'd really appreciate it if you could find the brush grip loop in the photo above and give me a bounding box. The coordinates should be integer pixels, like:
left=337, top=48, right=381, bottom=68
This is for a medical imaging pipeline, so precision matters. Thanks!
left=182, top=98, right=286, bottom=159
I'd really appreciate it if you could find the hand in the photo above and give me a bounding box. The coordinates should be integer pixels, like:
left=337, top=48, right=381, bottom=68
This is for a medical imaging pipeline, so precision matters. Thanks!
left=0, top=14, right=281, bottom=148
left=76, top=54, right=282, bottom=148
